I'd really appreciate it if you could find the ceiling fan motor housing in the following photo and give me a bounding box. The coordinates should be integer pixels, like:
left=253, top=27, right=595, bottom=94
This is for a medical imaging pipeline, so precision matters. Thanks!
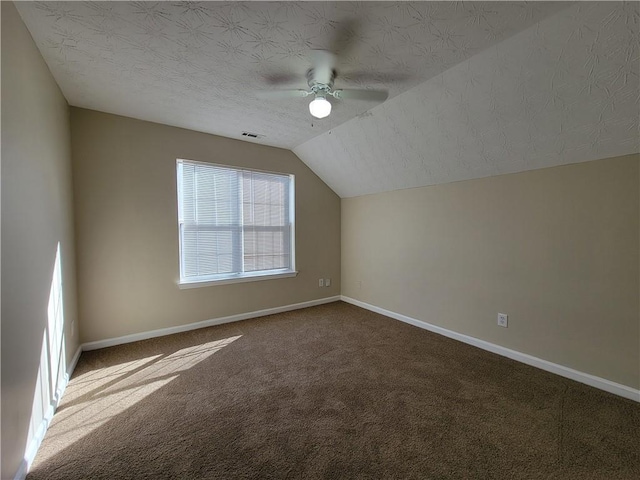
left=307, top=68, right=336, bottom=92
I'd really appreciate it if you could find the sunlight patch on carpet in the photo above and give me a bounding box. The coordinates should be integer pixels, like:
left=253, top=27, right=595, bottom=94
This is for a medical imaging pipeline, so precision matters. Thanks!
left=33, top=336, right=241, bottom=465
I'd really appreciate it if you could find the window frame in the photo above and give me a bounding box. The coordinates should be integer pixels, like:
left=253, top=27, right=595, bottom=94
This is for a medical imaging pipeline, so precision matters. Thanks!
left=176, top=158, right=297, bottom=288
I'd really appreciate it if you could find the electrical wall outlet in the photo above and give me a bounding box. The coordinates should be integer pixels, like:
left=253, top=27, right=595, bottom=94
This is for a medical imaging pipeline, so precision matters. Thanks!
left=325, top=278, right=331, bottom=287
left=319, top=278, right=324, bottom=287
left=497, top=313, right=508, bottom=328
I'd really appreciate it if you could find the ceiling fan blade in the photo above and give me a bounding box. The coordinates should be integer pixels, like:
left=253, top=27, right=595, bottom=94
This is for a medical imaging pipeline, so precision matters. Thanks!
left=342, top=71, right=411, bottom=84
left=261, top=72, right=301, bottom=86
left=332, top=89, right=388, bottom=102
left=310, top=50, right=336, bottom=85
left=256, top=89, right=311, bottom=100
left=330, top=19, right=361, bottom=59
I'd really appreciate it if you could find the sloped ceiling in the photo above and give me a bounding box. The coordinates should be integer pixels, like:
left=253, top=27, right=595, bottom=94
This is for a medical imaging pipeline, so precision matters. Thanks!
left=295, top=1, right=640, bottom=197
left=16, top=1, right=567, bottom=149
left=15, top=2, right=639, bottom=198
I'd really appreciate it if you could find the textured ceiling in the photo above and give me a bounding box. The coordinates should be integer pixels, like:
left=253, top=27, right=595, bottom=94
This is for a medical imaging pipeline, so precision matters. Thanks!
left=15, top=1, right=568, bottom=149
left=15, top=2, right=639, bottom=199
left=295, top=1, right=640, bottom=197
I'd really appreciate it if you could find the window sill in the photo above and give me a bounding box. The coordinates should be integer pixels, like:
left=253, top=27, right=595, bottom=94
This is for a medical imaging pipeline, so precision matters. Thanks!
left=178, top=270, right=298, bottom=289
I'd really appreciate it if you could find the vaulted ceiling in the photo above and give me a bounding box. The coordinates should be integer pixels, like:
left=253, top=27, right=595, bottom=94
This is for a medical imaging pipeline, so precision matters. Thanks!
left=295, top=2, right=640, bottom=196
left=16, top=2, right=639, bottom=198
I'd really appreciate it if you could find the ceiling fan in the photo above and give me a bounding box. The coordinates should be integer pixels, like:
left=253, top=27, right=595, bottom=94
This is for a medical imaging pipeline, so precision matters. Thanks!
left=257, top=50, right=389, bottom=119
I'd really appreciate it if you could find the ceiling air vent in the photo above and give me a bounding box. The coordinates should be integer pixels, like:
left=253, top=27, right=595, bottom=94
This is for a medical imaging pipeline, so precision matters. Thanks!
left=241, top=132, right=265, bottom=139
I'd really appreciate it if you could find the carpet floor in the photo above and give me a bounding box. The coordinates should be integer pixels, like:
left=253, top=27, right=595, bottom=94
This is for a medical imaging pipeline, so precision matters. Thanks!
left=28, top=302, right=639, bottom=479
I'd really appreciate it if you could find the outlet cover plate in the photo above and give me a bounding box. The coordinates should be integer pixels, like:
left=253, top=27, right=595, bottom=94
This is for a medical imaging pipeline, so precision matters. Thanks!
left=497, top=313, right=508, bottom=328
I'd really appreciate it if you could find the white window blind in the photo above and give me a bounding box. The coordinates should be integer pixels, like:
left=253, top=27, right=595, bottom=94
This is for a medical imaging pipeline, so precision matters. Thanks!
left=177, top=159, right=295, bottom=284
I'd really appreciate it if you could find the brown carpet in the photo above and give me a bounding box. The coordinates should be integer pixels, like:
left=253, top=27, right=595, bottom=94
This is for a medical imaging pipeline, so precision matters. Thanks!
left=28, top=302, right=639, bottom=479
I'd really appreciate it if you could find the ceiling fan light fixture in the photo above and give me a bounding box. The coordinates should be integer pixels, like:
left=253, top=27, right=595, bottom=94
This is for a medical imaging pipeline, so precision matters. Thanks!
left=309, top=96, right=331, bottom=119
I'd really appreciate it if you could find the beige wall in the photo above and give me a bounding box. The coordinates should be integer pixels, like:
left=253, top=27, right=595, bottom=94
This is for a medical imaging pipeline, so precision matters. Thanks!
left=342, top=155, right=640, bottom=389
left=1, top=3, right=80, bottom=478
left=71, top=108, right=340, bottom=343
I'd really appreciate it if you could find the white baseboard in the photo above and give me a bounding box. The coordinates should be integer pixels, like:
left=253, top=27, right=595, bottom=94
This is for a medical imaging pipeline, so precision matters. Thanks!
left=13, top=455, right=28, bottom=480
left=15, top=345, right=83, bottom=480
left=341, top=296, right=640, bottom=403
left=67, top=345, right=83, bottom=382
left=82, top=296, right=342, bottom=351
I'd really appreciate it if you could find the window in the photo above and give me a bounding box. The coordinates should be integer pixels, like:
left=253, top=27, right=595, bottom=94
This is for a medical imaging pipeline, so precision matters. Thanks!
left=176, top=159, right=295, bottom=287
